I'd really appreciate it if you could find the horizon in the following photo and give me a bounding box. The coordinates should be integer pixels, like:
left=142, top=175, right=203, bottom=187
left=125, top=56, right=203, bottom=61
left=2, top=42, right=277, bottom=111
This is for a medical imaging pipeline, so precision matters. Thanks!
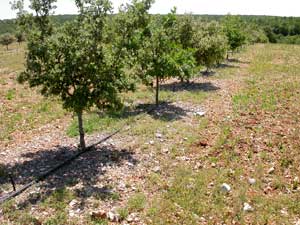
left=0, top=0, right=300, bottom=20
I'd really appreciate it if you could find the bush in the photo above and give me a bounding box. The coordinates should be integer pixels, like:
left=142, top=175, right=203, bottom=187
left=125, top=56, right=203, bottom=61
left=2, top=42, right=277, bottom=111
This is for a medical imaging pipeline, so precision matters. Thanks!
left=0, top=33, right=15, bottom=50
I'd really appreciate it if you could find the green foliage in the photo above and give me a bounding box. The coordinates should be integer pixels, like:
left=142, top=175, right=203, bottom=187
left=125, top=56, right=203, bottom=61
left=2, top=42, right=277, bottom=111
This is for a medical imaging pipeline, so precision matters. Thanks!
left=193, top=21, right=228, bottom=71
left=138, top=9, right=196, bottom=104
left=244, top=23, right=269, bottom=44
left=15, top=31, right=25, bottom=44
left=0, top=33, right=15, bottom=50
left=110, top=0, right=154, bottom=82
left=14, top=0, right=140, bottom=148
left=223, top=15, right=247, bottom=53
left=177, top=14, right=194, bottom=49
left=6, top=89, right=16, bottom=100
left=127, top=193, right=147, bottom=212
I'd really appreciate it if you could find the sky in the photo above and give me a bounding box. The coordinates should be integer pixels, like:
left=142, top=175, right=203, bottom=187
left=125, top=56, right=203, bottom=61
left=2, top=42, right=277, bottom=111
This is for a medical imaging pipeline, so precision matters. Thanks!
left=1, top=0, right=300, bottom=20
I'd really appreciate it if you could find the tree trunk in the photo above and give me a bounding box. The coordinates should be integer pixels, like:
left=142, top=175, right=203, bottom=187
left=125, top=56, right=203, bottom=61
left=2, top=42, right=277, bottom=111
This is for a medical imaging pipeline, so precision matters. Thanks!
left=6, top=45, right=8, bottom=51
left=77, top=111, right=86, bottom=150
left=155, top=75, right=159, bottom=107
left=227, top=52, right=229, bottom=60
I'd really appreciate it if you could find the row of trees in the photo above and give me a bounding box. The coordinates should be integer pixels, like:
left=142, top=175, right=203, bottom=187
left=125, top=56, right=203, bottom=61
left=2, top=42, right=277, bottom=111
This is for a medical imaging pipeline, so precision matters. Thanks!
left=0, top=32, right=25, bottom=50
left=13, top=0, right=247, bottom=149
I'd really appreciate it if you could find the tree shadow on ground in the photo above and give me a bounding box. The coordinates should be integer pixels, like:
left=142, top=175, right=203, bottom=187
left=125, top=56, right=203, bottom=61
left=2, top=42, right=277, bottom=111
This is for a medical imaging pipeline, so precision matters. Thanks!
left=227, top=58, right=250, bottom=64
left=200, top=71, right=217, bottom=76
left=160, top=81, right=220, bottom=92
left=0, top=144, right=137, bottom=208
left=216, top=63, right=240, bottom=69
left=100, top=101, right=191, bottom=122
left=136, top=101, right=189, bottom=121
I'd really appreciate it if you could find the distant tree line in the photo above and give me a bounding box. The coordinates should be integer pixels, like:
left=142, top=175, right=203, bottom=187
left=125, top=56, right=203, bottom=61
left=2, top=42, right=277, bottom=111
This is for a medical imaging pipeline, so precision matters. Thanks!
left=1, top=13, right=300, bottom=45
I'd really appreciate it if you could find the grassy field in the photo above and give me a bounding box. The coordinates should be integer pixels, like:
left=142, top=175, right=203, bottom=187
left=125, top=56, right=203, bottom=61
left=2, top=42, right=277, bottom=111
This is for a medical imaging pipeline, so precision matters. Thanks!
left=0, top=43, right=67, bottom=146
left=1, top=43, right=300, bottom=224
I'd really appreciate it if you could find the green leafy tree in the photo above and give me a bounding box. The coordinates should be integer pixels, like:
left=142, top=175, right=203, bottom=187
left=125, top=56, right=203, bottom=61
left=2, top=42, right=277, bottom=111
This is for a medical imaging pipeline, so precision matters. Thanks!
left=110, top=0, right=153, bottom=81
left=176, top=14, right=196, bottom=82
left=0, top=33, right=15, bottom=50
left=244, top=23, right=268, bottom=44
left=193, top=21, right=228, bottom=73
left=138, top=9, right=195, bottom=105
left=223, top=15, right=246, bottom=59
left=15, top=31, right=25, bottom=45
left=177, top=14, right=194, bottom=49
left=14, top=0, right=135, bottom=149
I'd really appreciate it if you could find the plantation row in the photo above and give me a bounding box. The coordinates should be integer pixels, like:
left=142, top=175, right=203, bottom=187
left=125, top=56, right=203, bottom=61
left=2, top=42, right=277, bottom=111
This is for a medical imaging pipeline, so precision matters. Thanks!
left=12, top=0, right=251, bottom=149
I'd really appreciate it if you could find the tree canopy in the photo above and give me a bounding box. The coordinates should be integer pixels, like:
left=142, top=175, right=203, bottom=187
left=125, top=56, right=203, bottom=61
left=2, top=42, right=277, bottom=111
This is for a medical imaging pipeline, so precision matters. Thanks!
left=0, top=33, right=15, bottom=50
left=14, top=0, right=144, bottom=149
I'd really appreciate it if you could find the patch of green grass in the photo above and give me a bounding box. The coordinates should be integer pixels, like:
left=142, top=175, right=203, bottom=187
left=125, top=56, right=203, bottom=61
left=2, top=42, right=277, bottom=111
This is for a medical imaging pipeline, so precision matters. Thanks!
left=44, top=211, right=68, bottom=225
left=116, top=207, right=129, bottom=221
left=0, top=98, right=66, bottom=141
left=127, top=193, right=147, bottom=212
left=41, top=188, right=75, bottom=211
left=6, top=88, right=16, bottom=100
left=1, top=200, right=41, bottom=224
left=147, top=165, right=299, bottom=224
left=66, top=111, right=132, bottom=137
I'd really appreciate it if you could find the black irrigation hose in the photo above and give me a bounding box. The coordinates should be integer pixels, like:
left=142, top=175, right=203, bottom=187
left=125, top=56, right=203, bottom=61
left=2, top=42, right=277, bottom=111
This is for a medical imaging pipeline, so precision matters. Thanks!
left=0, top=105, right=157, bottom=205
left=0, top=129, right=121, bottom=204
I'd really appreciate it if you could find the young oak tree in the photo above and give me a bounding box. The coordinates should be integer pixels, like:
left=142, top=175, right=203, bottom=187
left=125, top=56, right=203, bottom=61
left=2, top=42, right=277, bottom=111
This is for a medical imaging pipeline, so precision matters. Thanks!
left=176, top=14, right=197, bottom=83
left=223, top=15, right=247, bottom=59
left=110, top=0, right=153, bottom=82
left=138, top=9, right=195, bottom=105
left=0, top=33, right=15, bottom=50
left=193, top=21, right=228, bottom=73
left=15, top=31, right=25, bottom=45
left=14, top=0, right=135, bottom=149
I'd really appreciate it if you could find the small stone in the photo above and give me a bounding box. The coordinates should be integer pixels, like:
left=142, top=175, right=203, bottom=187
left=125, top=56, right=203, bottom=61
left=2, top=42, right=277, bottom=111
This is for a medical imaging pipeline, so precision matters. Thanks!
left=118, top=182, right=126, bottom=191
left=75, top=208, right=81, bottom=213
left=153, top=166, right=161, bottom=173
left=194, top=111, right=206, bottom=117
left=220, top=183, right=231, bottom=193
left=198, top=141, right=208, bottom=147
left=194, top=162, right=202, bottom=169
left=211, top=163, right=216, bottom=168
left=69, top=199, right=78, bottom=208
left=127, top=213, right=137, bottom=222
left=91, top=210, right=106, bottom=219
left=280, top=208, right=288, bottom=216
left=107, top=211, right=120, bottom=222
left=162, top=148, right=169, bottom=154
left=149, top=140, right=154, bottom=145
left=268, top=167, right=275, bottom=174
left=200, top=216, right=206, bottom=222
left=156, top=133, right=162, bottom=138
left=243, top=203, right=254, bottom=212
left=126, top=162, right=135, bottom=169
left=229, top=169, right=235, bottom=175
left=248, top=178, right=256, bottom=185
left=69, top=211, right=76, bottom=217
